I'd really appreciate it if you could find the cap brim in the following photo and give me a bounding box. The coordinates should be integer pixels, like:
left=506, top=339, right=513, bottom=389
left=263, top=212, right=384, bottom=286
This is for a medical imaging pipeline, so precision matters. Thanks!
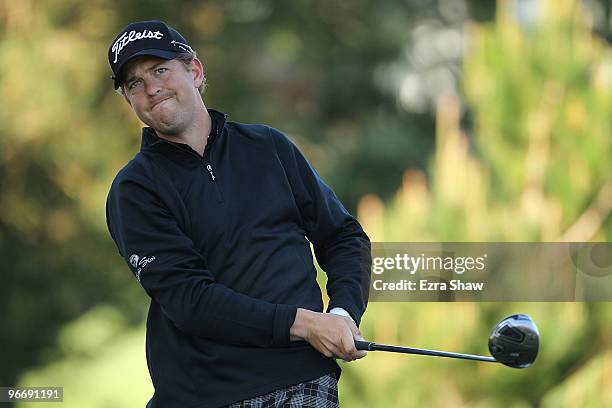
left=113, top=49, right=181, bottom=89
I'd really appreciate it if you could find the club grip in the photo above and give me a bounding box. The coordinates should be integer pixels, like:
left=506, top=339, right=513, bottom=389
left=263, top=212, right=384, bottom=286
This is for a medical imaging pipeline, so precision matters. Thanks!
left=355, top=340, right=375, bottom=351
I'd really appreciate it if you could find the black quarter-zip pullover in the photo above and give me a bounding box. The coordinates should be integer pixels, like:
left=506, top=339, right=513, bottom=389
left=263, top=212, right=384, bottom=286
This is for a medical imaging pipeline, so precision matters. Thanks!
left=105, top=109, right=371, bottom=408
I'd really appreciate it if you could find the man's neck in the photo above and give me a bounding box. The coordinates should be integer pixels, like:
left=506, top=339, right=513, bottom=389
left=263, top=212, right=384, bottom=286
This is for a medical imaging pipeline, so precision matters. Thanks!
left=156, top=107, right=211, bottom=157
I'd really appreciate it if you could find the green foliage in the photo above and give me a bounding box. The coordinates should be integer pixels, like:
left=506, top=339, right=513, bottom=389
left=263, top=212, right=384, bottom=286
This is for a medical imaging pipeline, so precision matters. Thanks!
left=17, top=306, right=152, bottom=408
left=344, top=0, right=612, bottom=406
left=359, top=0, right=611, bottom=243
left=464, top=0, right=612, bottom=236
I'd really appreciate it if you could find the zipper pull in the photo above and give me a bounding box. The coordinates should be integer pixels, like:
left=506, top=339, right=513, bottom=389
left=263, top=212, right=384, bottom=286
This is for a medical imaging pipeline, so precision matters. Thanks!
left=206, top=164, right=216, bottom=181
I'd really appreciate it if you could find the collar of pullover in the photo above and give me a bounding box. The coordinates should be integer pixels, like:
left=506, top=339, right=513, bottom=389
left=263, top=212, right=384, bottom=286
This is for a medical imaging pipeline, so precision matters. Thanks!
left=140, top=108, right=228, bottom=155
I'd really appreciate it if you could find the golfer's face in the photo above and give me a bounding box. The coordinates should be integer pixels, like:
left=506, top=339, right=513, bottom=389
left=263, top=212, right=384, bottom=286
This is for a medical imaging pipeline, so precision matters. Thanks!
left=122, top=56, right=201, bottom=136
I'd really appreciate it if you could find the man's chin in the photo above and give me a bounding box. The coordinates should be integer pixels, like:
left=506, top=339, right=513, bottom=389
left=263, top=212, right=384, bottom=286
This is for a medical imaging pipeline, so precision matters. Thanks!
left=151, top=121, right=184, bottom=137
left=147, top=113, right=176, bottom=131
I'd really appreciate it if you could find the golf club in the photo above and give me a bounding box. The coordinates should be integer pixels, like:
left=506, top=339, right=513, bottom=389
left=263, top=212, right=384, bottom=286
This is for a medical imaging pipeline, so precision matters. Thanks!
left=355, top=314, right=539, bottom=369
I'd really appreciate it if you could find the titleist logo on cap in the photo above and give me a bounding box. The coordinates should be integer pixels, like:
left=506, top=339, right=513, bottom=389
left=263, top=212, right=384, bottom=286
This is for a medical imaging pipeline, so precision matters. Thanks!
left=111, top=29, right=164, bottom=63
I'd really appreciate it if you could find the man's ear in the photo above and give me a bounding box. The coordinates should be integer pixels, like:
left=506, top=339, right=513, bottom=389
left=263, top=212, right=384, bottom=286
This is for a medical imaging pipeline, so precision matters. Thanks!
left=191, top=58, right=205, bottom=88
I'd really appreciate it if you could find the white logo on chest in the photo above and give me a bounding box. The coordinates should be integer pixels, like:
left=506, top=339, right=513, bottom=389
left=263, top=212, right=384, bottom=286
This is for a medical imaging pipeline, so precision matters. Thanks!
left=128, top=254, right=157, bottom=282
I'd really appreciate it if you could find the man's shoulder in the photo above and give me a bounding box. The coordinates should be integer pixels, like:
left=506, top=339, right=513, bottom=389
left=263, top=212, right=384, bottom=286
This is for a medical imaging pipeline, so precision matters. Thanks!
left=226, top=121, right=289, bottom=146
left=109, top=152, right=154, bottom=193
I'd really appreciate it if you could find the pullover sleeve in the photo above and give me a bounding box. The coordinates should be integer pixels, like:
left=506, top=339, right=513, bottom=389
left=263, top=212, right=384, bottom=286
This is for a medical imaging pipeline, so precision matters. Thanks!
left=269, top=127, right=371, bottom=326
left=106, top=166, right=296, bottom=346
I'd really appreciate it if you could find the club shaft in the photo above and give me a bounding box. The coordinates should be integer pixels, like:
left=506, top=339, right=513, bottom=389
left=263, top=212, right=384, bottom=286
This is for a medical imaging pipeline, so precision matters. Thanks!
left=355, top=340, right=498, bottom=363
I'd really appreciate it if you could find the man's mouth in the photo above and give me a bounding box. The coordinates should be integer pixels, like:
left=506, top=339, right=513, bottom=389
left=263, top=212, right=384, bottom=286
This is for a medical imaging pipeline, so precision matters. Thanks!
left=151, top=96, right=172, bottom=110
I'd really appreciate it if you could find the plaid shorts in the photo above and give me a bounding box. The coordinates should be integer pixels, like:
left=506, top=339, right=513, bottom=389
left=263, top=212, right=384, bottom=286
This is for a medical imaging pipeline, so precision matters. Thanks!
left=226, top=372, right=339, bottom=408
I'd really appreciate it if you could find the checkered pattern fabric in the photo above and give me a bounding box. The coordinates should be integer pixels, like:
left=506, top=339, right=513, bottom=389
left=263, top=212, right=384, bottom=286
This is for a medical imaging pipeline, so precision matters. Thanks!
left=226, top=372, right=339, bottom=408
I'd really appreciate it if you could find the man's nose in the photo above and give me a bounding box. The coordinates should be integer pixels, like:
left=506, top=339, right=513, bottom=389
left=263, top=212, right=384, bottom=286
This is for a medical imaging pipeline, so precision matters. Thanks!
left=144, top=78, right=162, bottom=96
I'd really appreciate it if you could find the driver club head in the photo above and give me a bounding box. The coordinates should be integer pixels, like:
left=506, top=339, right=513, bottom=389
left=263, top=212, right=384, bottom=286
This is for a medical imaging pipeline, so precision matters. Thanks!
left=488, top=314, right=540, bottom=368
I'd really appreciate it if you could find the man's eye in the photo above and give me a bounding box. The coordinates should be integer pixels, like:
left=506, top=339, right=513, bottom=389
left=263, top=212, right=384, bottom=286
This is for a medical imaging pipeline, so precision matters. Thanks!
left=128, top=80, right=141, bottom=90
left=156, top=68, right=167, bottom=74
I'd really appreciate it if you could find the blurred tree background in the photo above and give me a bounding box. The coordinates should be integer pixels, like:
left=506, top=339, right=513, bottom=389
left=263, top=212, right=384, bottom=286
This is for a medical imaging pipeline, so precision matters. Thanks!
left=0, top=0, right=610, bottom=407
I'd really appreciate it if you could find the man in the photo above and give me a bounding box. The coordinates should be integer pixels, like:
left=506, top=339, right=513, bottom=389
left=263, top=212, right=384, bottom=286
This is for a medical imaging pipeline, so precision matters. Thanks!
left=105, top=20, right=371, bottom=408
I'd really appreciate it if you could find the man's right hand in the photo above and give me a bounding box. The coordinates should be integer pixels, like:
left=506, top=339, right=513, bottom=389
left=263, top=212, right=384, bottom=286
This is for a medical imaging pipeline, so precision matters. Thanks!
left=289, top=308, right=367, bottom=362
